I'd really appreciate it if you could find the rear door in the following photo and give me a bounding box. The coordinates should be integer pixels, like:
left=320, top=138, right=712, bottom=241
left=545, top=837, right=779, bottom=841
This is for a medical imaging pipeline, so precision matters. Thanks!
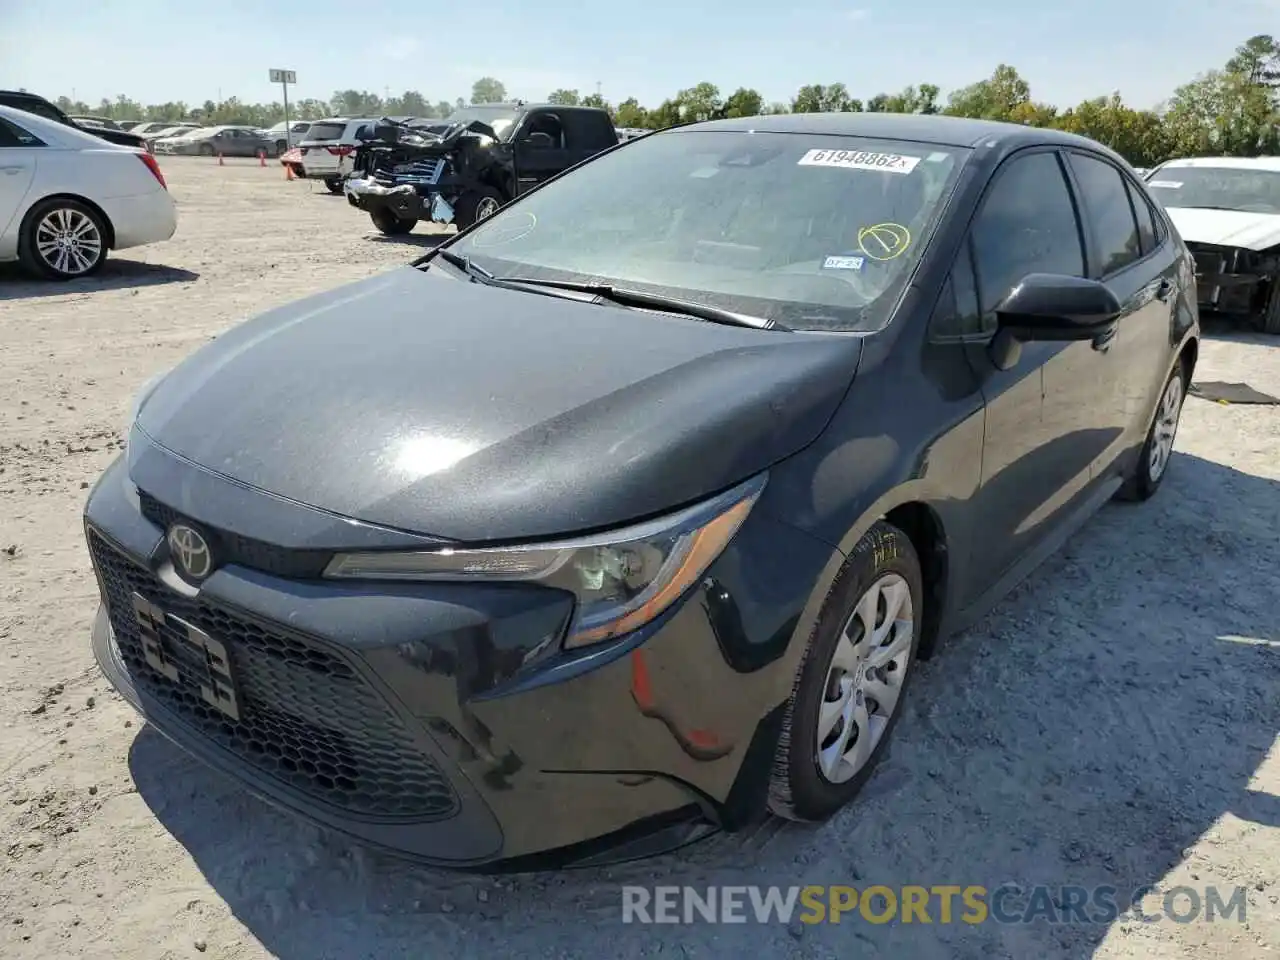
left=0, top=118, right=40, bottom=255
left=1062, top=150, right=1178, bottom=479
left=958, top=148, right=1112, bottom=586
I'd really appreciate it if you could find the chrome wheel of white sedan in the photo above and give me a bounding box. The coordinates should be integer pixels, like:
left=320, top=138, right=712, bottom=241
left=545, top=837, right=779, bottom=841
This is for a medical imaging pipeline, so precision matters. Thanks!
left=34, top=206, right=105, bottom=277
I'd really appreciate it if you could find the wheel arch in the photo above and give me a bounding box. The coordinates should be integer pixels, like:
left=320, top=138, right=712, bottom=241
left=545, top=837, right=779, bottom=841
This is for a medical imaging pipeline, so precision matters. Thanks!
left=1178, top=335, right=1199, bottom=382
left=20, top=193, right=116, bottom=250
left=788, top=483, right=956, bottom=673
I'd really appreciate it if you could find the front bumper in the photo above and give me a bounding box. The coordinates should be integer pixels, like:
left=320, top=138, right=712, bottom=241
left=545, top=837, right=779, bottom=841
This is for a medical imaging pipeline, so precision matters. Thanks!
left=84, top=449, right=835, bottom=867
left=1187, top=242, right=1275, bottom=316
left=345, top=178, right=454, bottom=223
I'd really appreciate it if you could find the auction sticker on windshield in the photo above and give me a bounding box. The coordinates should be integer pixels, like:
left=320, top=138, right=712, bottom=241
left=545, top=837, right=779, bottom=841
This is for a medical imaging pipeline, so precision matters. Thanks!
left=797, top=149, right=921, bottom=174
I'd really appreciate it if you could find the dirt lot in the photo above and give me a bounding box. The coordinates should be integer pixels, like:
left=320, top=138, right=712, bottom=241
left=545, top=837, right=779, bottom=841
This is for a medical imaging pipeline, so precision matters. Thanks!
left=1, top=157, right=1277, bottom=959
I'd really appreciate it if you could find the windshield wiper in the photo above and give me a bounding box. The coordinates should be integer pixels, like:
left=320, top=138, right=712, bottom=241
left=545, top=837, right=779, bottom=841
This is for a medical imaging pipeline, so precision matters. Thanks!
left=495, top=277, right=780, bottom=329
left=434, top=248, right=496, bottom=283
left=1175, top=205, right=1244, bottom=212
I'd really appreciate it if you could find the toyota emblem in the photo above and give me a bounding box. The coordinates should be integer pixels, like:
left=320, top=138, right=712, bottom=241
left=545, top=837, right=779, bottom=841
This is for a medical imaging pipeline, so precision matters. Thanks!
left=167, top=524, right=213, bottom=581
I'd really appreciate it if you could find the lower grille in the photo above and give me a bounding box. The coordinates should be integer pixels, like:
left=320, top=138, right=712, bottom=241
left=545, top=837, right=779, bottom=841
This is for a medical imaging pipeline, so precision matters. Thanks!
left=88, top=528, right=459, bottom=822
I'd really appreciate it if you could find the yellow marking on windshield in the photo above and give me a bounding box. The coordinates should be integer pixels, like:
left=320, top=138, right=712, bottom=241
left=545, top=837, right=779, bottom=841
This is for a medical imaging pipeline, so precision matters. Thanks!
left=857, top=223, right=911, bottom=261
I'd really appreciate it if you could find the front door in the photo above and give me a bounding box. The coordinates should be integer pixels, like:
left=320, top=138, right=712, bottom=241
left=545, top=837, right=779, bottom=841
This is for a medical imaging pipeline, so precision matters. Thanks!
left=512, top=110, right=570, bottom=194
left=0, top=118, right=39, bottom=255
left=960, top=148, right=1118, bottom=588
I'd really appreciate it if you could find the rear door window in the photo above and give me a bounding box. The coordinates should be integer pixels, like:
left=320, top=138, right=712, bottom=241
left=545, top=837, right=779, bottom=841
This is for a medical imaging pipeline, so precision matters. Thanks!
left=1067, top=152, right=1142, bottom=276
left=1125, top=179, right=1160, bottom=256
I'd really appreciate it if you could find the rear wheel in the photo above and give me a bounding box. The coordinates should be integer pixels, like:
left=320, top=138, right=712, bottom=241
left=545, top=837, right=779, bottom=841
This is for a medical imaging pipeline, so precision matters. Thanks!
left=18, top=199, right=109, bottom=280
left=370, top=208, right=415, bottom=235
left=768, top=521, right=922, bottom=821
left=1117, top=362, right=1187, bottom=502
left=324, top=177, right=344, bottom=195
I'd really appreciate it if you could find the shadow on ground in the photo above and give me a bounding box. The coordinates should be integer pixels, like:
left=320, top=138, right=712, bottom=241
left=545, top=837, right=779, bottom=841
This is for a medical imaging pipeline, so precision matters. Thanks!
left=363, top=232, right=451, bottom=249
left=0, top=260, right=199, bottom=301
left=128, top=453, right=1278, bottom=959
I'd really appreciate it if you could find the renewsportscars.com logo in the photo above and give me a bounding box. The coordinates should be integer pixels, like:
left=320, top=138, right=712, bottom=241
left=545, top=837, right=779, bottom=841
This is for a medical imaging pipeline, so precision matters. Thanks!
left=621, top=884, right=1249, bottom=925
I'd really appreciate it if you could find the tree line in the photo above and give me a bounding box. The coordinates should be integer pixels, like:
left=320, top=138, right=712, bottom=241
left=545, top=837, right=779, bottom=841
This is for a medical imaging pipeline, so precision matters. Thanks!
left=46, top=34, right=1280, bottom=168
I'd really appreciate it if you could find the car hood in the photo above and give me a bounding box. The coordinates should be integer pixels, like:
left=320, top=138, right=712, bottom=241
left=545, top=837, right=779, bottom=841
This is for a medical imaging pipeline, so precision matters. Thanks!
left=135, top=266, right=863, bottom=542
left=1164, top=206, right=1280, bottom=252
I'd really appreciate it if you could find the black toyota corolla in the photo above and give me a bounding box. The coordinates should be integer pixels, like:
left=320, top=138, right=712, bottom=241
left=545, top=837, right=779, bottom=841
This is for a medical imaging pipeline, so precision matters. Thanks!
left=86, top=113, right=1199, bottom=869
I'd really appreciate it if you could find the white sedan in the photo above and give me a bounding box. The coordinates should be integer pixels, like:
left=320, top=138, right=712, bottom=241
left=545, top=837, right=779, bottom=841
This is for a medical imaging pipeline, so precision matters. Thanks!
left=0, top=104, right=177, bottom=280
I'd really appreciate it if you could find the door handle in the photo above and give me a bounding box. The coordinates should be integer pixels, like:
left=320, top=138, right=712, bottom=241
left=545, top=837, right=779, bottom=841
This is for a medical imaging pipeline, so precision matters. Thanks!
left=0, top=166, right=25, bottom=174
left=1155, top=278, right=1173, bottom=302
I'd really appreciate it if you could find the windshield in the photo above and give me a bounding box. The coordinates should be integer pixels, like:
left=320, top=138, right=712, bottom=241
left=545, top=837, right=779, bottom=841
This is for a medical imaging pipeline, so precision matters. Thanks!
left=1147, top=166, right=1280, bottom=215
left=443, top=106, right=519, bottom=139
left=450, top=130, right=965, bottom=332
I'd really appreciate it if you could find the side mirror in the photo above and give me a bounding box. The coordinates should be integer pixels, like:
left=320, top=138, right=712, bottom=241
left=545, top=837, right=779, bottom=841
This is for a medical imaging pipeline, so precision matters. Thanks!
left=989, top=273, right=1121, bottom=370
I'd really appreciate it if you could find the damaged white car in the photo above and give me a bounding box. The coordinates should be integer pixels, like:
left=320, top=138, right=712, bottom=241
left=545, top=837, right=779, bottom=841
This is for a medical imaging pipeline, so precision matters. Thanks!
left=1146, top=156, right=1280, bottom=333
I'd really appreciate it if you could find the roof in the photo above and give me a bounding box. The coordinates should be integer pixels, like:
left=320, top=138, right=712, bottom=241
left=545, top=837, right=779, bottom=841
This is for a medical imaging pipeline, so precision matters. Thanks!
left=0, top=103, right=127, bottom=149
left=684, top=112, right=1110, bottom=151
left=1159, top=155, right=1280, bottom=172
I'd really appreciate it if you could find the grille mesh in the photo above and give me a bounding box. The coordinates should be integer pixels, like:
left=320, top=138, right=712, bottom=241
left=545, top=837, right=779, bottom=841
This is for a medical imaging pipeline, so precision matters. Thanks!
left=89, top=528, right=459, bottom=822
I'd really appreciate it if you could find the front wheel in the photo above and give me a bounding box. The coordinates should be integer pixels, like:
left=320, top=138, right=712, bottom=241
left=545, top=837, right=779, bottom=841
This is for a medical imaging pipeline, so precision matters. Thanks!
left=18, top=199, right=109, bottom=280
left=324, top=177, right=344, bottom=195
left=198, top=143, right=214, bottom=156
left=768, top=521, right=923, bottom=822
left=452, top=186, right=505, bottom=230
left=370, top=208, right=415, bottom=235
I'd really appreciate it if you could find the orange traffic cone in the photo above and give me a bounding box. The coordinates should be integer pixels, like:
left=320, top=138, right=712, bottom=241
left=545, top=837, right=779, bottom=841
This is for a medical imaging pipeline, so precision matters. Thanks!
left=285, top=163, right=295, bottom=181
left=258, top=150, right=266, bottom=167
left=217, top=152, right=224, bottom=166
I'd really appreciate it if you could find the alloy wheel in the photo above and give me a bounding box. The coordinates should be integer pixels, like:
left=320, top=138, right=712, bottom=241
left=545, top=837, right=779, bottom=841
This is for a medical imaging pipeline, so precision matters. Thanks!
left=35, top=208, right=103, bottom=277
left=476, top=197, right=500, bottom=220
left=1148, top=373, right=1184, bottom=482
left=816, top=573, right=914, bottom=784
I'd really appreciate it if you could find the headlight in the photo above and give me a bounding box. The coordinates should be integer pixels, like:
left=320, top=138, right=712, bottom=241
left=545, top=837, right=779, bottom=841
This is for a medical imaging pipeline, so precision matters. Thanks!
left=325, top=474, right=766, bottom=648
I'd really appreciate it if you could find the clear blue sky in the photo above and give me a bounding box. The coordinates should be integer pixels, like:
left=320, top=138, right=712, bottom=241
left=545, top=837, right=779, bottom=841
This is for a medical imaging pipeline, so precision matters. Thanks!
left=3, top=0, right=1278, bottom=110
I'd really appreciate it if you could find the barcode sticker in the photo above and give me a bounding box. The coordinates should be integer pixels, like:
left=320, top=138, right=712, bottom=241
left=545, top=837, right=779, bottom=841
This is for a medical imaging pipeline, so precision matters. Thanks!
left=797, top=149, right=921, bottom=174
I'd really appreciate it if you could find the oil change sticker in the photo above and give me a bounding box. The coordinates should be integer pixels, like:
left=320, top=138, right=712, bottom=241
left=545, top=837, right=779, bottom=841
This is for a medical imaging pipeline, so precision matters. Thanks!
left=797, top=149, right=921, bottom=174
left=1147, top=179, right=1182, bottom=188
left=822, top=255, right=865, bottom=270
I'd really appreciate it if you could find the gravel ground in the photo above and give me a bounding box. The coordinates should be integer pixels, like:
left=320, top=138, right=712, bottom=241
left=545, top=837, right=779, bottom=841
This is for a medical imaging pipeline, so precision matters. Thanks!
left=1, top=157, right=1277, bottom=960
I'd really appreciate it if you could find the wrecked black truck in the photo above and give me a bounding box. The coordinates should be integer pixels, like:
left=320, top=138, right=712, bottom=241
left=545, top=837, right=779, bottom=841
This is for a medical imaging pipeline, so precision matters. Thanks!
left=345, top=103, right=619, bottom=234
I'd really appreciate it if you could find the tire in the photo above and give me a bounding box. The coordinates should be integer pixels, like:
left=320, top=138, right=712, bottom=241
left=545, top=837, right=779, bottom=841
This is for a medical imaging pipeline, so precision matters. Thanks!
left=17, top=198, right=110, bottom=281
left=1116, top=361, right=1188, bottom=502
left=275, top=140, right=287, bottom=157
left=370, top=208, right=415, bottom=236
left=452, top=185, right=505, bottom=229
left=768, top=521, right=923, bottom=822
left=1261, top=281, right=1280, bottom=334
left=324, top=177, right=344, bottom=195
left=198, top=143, right=214, bottom=157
